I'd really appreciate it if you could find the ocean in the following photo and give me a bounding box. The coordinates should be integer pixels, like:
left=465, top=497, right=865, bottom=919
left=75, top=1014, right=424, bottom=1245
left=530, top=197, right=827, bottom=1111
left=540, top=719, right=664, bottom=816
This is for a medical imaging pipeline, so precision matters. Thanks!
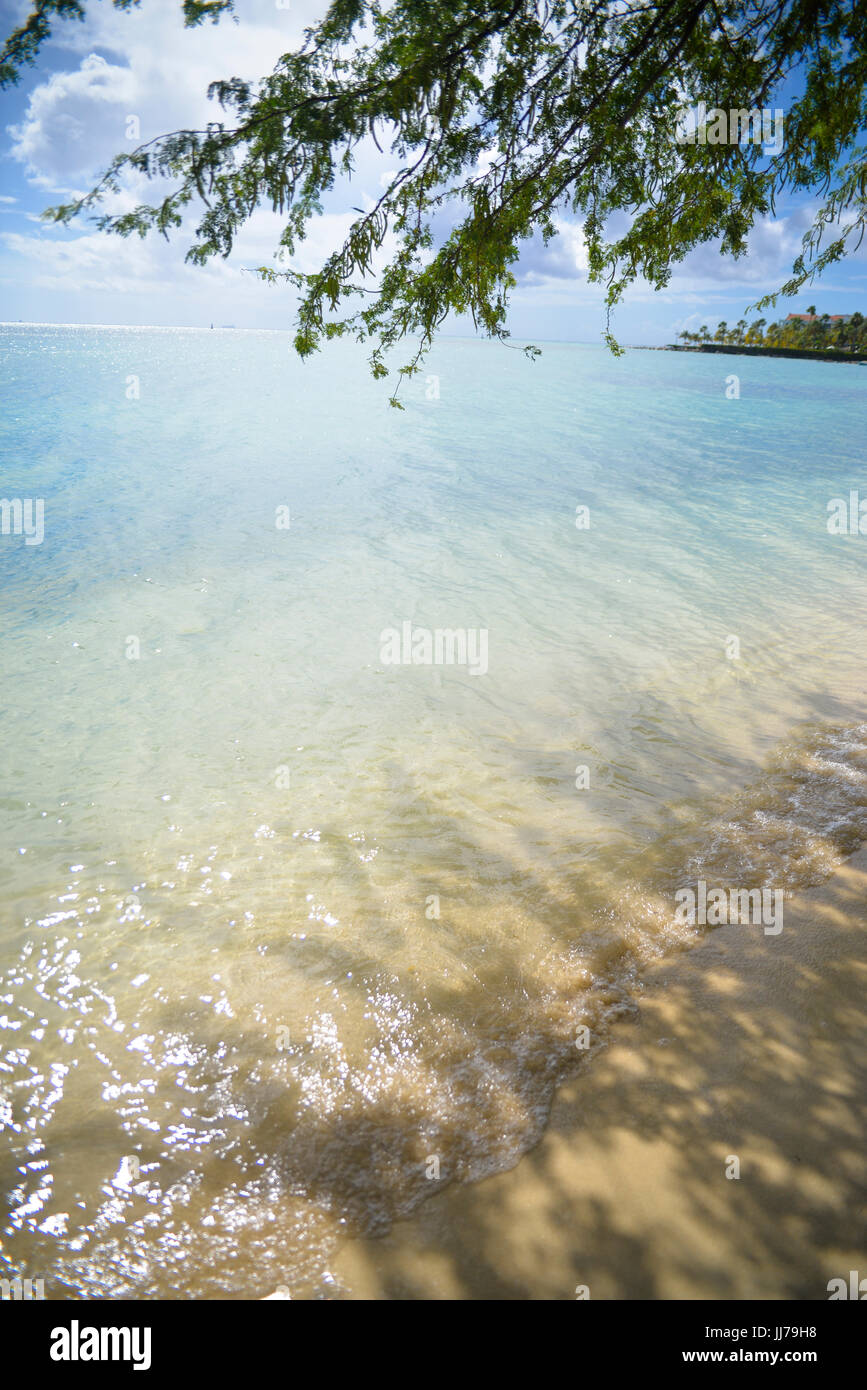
left=1, top=324, right=866, bottom=1297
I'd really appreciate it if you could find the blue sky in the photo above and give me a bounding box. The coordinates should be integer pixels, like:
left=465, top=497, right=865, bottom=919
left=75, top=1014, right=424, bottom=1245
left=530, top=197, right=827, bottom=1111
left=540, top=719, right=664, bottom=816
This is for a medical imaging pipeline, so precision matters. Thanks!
left=1, top=0, right=864, bottom=343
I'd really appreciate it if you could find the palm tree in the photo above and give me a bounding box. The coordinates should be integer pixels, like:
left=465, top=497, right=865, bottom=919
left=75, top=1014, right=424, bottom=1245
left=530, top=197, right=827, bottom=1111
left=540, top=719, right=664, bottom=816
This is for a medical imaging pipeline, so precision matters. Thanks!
left=816, top=312, right=831, bottom=348
left=783, top=316, right=803, bottom=348
left=714, top=320, right=729, bottom=343
left=787, top=306, right=816, bottom=348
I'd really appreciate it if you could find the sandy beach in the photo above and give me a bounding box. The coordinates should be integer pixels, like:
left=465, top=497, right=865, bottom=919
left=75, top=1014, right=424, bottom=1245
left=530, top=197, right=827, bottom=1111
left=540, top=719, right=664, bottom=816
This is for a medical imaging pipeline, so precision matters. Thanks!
left=335, top=847, right=867, bottom=1300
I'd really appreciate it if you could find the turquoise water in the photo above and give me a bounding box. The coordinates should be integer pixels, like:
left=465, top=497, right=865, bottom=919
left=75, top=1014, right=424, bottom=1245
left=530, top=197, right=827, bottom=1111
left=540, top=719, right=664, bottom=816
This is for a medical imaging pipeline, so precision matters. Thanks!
left=1, top=325, right=866, bottom=1297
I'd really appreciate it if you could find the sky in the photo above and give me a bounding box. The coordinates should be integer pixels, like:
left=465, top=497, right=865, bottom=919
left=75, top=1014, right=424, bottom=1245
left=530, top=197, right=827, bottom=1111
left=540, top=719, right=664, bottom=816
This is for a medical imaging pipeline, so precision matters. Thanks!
left=0, top=0, right=864, bottom=344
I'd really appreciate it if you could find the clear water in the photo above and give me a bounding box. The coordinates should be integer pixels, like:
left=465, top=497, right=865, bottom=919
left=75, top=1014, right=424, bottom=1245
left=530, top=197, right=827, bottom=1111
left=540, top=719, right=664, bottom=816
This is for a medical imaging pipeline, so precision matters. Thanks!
left=1, top=325, right=866, bottom=1298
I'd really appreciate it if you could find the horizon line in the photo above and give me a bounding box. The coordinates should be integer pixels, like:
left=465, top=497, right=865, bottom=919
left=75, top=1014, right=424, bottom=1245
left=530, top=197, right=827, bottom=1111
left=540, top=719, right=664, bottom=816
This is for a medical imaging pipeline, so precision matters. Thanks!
left=0, top=321, right=624, bottom=347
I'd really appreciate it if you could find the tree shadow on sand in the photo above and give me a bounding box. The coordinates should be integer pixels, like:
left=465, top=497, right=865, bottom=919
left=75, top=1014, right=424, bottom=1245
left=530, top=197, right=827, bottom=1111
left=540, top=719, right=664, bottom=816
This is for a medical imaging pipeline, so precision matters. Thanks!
left=3, top=708, right=867, bottom=1300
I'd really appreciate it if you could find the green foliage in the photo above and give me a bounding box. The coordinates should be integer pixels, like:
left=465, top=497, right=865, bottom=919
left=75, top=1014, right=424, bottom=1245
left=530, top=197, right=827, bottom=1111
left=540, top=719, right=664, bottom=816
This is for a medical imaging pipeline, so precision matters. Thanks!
left=678, top=308, right=867, bottom=351
left=4, top=0, right=867, bottom=391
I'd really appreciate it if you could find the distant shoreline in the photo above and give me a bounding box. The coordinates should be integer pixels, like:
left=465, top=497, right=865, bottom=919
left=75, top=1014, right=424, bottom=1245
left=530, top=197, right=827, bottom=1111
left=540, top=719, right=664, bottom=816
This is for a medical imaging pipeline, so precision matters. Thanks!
left=640, top=343, right=867, bottom=365
left=4, top=322, right=866, bottom=362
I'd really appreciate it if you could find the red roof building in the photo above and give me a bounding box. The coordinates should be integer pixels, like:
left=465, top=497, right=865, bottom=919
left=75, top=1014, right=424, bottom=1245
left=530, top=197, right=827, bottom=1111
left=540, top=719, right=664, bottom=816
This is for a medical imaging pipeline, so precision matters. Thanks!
left=786, top=313, right=851, bottom=323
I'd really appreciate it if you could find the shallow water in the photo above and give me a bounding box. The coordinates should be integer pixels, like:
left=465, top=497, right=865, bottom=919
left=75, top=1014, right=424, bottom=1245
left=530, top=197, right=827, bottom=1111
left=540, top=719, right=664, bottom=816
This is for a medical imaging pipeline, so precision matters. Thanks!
left=1, top=327, right=866, bottom=1297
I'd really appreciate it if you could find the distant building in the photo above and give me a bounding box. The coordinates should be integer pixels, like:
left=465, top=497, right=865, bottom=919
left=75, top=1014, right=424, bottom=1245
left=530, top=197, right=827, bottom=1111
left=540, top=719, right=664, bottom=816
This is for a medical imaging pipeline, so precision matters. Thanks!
left=786, top=313, right=852, bottom=324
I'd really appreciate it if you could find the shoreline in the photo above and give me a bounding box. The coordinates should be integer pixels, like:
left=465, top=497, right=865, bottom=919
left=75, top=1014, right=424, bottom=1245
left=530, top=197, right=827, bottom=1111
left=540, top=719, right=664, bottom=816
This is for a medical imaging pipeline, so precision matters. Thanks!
left=648, top=343, right=867, bottom=365
left=334, top=846, right=867, bottom=1299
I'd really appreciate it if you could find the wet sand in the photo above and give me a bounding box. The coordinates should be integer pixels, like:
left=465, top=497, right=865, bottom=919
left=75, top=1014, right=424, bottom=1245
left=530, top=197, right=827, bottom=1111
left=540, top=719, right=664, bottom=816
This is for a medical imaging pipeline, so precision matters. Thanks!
left=334, top=848, right=867, bottom=1299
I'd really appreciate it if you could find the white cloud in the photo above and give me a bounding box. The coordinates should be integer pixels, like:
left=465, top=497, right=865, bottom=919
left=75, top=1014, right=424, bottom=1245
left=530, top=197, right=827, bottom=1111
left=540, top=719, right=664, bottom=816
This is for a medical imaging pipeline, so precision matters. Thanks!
left=517, top=218, right=589, bottom=284
left=2, top=224, right=215, bottom=294
left=6, top=0, right=319, bottom=191
left=9, top=54, right=137, bottom=185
